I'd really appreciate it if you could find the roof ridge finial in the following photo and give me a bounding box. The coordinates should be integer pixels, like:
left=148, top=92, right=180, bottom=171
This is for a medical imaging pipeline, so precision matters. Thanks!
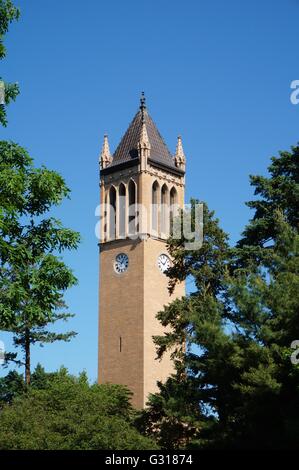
left=140, top=91, right=146, bottom=123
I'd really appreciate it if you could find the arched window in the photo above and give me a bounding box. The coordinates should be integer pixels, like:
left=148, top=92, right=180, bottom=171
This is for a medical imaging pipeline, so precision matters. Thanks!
left=104, top=191, right=108, bottom=241
left=161, top=184, right=169, bottom=236
left=152, top=181, right=159, bottom=234
left=128, top=179, right=136, bottom=235
left=119, top=183, right=126, bottom=238
left=170, top=186, right=178, bottom=234
left=109, top=186, right=116, bottom=240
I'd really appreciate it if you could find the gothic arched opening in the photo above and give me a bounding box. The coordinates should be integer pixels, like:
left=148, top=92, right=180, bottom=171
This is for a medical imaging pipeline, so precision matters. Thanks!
left=103, top=191, right=108, bottom=241
left=152, top=180, right=159, bottom=234
left=161, top=183, right=169, bottom=236
left=109, top=186, right=116, bottom=240
left=170, top=186, right=178, bottom=235
left=119, top=183, right=126, bottom=238
left=128, top=179, right=136, bottom=235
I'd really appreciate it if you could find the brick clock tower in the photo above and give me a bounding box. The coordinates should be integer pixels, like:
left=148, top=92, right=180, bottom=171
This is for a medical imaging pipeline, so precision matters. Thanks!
left=98, top=94, right=186, bottom=409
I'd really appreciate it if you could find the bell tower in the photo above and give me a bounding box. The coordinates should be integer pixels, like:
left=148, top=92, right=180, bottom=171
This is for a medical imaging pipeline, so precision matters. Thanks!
left=98, top=94, right=186, bottom=408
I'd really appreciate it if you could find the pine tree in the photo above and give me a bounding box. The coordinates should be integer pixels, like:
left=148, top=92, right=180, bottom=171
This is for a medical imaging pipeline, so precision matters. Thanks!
left=138, top=201, right=232, bottom=449
left=225, top=144, right=299, bottom=448
left=141, top=145, right=299, bottom=449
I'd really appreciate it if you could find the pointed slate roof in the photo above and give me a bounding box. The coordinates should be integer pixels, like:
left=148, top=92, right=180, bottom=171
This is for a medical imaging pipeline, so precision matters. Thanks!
left=106, top=95, right=181, bottom=173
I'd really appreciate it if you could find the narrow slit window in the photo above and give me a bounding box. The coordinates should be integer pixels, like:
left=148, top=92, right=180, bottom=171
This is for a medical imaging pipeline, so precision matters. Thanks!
left=161, top=183, right=169, bottom=236
left=119, top=183, right=126, bottom=238
left=109, top=186, right=116, bottom=239
left=128, top=180, right=136, bottom=235
left=152, top=181, right=159, bottom=233
left=119, top=336, right=122, bottom=352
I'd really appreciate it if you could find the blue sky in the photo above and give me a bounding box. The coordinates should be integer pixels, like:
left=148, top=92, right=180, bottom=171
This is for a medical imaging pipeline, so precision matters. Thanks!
left=0, top=0, right=298, bottom=382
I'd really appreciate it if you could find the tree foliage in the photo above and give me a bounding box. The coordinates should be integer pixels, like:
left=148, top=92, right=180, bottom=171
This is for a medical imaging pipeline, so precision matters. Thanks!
left=0, top=3, right=80, bottom=385
left=140, top=144, right=299, bottom=450
left=0, top=367, right=158, bottom=450
left=0, top=142, right=80, bottom=384
left=0, top=0, right=20, bottom=126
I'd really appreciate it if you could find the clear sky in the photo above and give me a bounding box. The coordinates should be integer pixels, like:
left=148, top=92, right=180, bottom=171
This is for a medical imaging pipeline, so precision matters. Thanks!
left=0, top=0, right=298, bottom=382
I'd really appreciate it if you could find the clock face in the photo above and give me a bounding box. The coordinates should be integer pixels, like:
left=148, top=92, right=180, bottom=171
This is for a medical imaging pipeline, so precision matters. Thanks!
left=114, top=253, right=129, bottom=274
left=157, top=254, right=171, bottom=273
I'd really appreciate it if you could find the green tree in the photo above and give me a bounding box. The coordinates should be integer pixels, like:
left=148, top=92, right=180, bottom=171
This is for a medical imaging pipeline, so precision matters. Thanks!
left=0, top=2, right=80, bottom=386
left=138, top=202, right=232, bottom=449
left=224, top=144, right=299, bottom=448
left=141, top=145, right=299, bottom=449
left=0, top=363, right=66, bottom=408
left=0, top=368, right=158, bottom=450
left=222, top=217, right=299, bottom=449
left=0, top=369, right=25, bottom=407
left=0, top=142, right=80, bottom=385
left=238, top=144, right=299, bottom=249
left=0, top=0, right=20, bottom=126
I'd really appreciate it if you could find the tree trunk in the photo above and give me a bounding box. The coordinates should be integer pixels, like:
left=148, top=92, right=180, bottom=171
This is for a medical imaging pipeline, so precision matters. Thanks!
left=25, top=328, right=31, bottom=386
